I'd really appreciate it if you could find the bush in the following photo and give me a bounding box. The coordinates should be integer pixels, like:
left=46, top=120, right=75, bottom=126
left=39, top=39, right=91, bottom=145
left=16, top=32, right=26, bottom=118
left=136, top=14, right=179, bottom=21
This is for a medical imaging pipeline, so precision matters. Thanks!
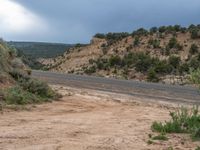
left=19, top=78, right=56, bottom=99
left=191, top=29, right=200, bottom=39
left=134, top=53, right=152, bottom=72
left=190, top=68, right=200, bottom=88
left=152, top=133, right=168, bottom=141
left=109, top=55, right=121, bottom=67
left=168, top=55, right=181, bottom=69
left=190, top=44, right=199, bottom=55
left=189, top=57, right=200, bottom=70
left=133, top=36, right=140, bottom=46
left=196, top=146, right=200, bottom=150
left=3, top=86, right=41, bottom=105
left=147, top=68, right=159, bottom=82
left=84, top=66, right=96, bottom=74
left=148, top=38, right=160, bottom=48
left=132, top=28, right=148, bottom=36
left=168, top=37, right=178, bottom=49
left=94, top=33, right=106, bottom=39
left=6, top=69, right=59, bottom=105
left=150, top=27, right=158, bottom=34
left=151, top=107, right=200, bottom=140
left=158, top=26, right=167, bottom=33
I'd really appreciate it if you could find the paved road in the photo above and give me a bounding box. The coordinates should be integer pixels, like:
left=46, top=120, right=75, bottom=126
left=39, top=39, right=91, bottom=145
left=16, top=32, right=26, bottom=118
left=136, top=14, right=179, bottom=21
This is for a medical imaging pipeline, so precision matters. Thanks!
left=32, top=70, right=200, bottom=105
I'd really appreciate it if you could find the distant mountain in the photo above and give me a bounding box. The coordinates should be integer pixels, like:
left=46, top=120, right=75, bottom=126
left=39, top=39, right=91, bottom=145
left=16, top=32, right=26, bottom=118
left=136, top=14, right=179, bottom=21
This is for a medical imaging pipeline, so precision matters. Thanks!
left=7, top=41, right=74, bottom=58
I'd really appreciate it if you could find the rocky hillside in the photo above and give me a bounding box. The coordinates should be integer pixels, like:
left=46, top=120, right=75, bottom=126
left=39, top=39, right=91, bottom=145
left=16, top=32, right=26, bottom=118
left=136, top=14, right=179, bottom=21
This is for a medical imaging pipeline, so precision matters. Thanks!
left=44, top=25, right=200, bottom=84
left=0, top=39, right=26, bottom=87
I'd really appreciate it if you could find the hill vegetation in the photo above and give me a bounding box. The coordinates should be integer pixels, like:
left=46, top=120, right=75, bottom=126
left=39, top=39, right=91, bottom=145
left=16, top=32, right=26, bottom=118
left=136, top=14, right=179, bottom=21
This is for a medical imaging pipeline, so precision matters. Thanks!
left=44, top=24, right=200, bottom=85
left=0, top=40, right=59, bottom=109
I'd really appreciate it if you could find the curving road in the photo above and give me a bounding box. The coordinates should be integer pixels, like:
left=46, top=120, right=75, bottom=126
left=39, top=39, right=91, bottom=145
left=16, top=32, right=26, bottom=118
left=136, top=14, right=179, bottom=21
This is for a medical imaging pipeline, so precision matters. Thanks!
left=32, top=70, right=200, bottom=105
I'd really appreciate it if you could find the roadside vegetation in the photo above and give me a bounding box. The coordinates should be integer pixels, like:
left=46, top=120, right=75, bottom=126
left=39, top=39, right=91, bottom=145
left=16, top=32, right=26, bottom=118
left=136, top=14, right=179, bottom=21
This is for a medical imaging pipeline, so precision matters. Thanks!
left=0, top=40, right=60, bottom=108
left=151, top=107, right=200, bottom=140
left=149, top=71, right=200, bottom=148
left=149, top=106, right=200, bottom=150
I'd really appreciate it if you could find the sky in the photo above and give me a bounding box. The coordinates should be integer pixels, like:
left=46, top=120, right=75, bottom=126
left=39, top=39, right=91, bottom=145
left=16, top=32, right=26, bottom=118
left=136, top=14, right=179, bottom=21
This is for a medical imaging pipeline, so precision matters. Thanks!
left=0, top=0, right=200, bottom=43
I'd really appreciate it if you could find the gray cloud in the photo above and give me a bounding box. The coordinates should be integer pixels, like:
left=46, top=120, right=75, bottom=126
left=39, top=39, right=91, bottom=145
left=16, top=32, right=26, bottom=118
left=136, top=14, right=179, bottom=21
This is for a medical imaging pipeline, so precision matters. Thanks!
left=3, top=0, right=200, bottom=43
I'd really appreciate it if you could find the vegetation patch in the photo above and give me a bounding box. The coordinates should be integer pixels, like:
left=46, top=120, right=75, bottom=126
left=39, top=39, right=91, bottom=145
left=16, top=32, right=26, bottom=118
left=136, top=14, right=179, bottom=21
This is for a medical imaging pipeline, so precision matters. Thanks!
left=151, top=106, right=200, bottom=140
left=2, top=70, right=59, bottom=105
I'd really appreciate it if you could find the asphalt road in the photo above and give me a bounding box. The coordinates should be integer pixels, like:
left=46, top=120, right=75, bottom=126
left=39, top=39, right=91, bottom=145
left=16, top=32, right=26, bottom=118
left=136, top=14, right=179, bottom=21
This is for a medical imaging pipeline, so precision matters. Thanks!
left=32, top=70, right=200, bottom=105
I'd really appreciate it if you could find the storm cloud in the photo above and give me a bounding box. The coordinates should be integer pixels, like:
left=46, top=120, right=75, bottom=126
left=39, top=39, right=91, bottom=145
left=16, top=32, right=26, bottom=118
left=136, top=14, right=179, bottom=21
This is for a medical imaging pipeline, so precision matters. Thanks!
left=1, top=0, right=200, bottom=43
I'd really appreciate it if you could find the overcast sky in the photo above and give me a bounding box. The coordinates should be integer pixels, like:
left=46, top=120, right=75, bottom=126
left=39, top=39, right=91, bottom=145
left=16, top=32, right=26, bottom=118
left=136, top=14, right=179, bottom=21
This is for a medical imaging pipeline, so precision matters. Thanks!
left=0, top=0, right=200, bottom=43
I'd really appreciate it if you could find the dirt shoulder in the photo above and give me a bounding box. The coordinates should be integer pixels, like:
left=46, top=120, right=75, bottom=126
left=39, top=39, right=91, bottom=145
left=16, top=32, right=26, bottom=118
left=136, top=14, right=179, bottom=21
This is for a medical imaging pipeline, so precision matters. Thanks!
left=0, top=85, right=199, bottom=150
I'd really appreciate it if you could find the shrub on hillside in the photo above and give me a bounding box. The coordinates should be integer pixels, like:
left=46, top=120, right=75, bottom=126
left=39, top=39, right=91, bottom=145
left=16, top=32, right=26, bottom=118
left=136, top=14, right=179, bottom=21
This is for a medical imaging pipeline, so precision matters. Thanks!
left=168, top=37, right=178, bottom=49
left=148, top=38, right=160, bottom=48
left=84, top=66, right=97, bottom=74
left=133, top=36, right=140, bottom=46
left=150, top=27, right=158, bottom=34
left=134, top=53, right=152, bottom=72
left=109, top=55, right=122, bottom=67
left=147, top=68, right=159, bottom=82
left=189, top=44, right=199, bottom=55
left=132, top=28, right=149, bottom=36
left=189, top=57, right=200, bottom=70
left=190, top=68, right=200, bottom=88
left=94, top=33, right=106, bottom=39
left=190, top=29, right=200, bottom=39
left=168, top=55, right=181, bottom=69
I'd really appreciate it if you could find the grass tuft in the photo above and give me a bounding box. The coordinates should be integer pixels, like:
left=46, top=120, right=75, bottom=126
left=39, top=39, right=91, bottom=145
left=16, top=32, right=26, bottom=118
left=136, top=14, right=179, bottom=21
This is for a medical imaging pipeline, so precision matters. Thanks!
left=151, top=106, right=200, bottom=140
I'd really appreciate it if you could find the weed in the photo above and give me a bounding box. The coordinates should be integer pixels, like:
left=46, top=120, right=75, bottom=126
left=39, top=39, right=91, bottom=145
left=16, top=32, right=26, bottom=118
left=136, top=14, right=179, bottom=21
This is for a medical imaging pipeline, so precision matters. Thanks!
left=152, top=133, right=168, bottom=141
left=151, top=106, right=200, bottom=140
left=196, top=146, right=200, bottom=150
left=147, top=140, right=154, bottom=145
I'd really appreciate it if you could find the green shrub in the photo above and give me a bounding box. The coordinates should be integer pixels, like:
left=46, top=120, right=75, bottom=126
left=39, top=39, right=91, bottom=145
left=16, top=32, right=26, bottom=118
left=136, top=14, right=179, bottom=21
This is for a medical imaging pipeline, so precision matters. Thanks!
left=148, top=38, right=160, bottom=48
left=132, top=28, right=148, bottom=36
left=191, top=29, right=200, bottom=39
left=196, top=146, right=200, bottom=150
left=147, top=68, right=159, bottom=82
left=158, top=26, right=167, bottom=33
left=168, top=37, right=178, bottom=49
left=179, top=63, right=189, bottom=74
left=134, top=52, right=152, bottom=72
left=189, top=57, right=200, bottom=70
left=84, top=66, right=97, bottom=74
left=133, top=36, right=140, bottom=46
left=190, top=44, right=199, bottom=55
left=94, top=33, right=106, bottom=39
left=152, top=133, right=168, bottom=141
left=7, top=69, right=59, bottom=105
left=190, top=68, right=200, bottom=88
left=150, top=27, right=158, bottom=34
left=168, top=55, right=181, bottom=69
left=3, top=86, right=41, bottom=105
left=151, top=107, right=200, bottom=140
left=109, top=55, right=121, bottom=67
left=19, top=78, right=56, bottom=99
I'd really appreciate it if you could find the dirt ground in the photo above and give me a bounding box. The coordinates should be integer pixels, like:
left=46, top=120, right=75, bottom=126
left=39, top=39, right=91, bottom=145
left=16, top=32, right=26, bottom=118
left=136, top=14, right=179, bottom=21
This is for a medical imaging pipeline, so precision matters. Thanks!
left=0, top=85, right=199, bottom=150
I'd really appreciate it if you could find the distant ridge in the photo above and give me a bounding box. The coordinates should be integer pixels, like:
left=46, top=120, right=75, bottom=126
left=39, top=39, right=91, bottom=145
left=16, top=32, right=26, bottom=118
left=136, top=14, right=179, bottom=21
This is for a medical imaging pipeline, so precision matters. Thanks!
left=8, top=41, right=74, bottom=58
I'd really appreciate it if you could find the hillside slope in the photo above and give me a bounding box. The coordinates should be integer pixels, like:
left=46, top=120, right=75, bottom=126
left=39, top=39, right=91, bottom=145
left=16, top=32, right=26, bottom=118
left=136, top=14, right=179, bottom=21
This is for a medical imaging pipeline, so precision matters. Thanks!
left=0, top=40, right=26, bottom=86
left=44, top=25, right=200, bottom=84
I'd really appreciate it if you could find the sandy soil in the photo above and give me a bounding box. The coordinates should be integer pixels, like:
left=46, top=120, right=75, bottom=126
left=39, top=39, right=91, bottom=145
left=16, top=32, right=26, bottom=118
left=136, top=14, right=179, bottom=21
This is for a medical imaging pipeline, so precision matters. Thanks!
left=0, top=85, right=199, bottom=150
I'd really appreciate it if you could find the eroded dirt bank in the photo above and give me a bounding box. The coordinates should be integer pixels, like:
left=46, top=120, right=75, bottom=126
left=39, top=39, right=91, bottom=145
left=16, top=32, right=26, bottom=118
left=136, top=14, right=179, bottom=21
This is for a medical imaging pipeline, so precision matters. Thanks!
left=0, top=85, right=199, bottom=150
